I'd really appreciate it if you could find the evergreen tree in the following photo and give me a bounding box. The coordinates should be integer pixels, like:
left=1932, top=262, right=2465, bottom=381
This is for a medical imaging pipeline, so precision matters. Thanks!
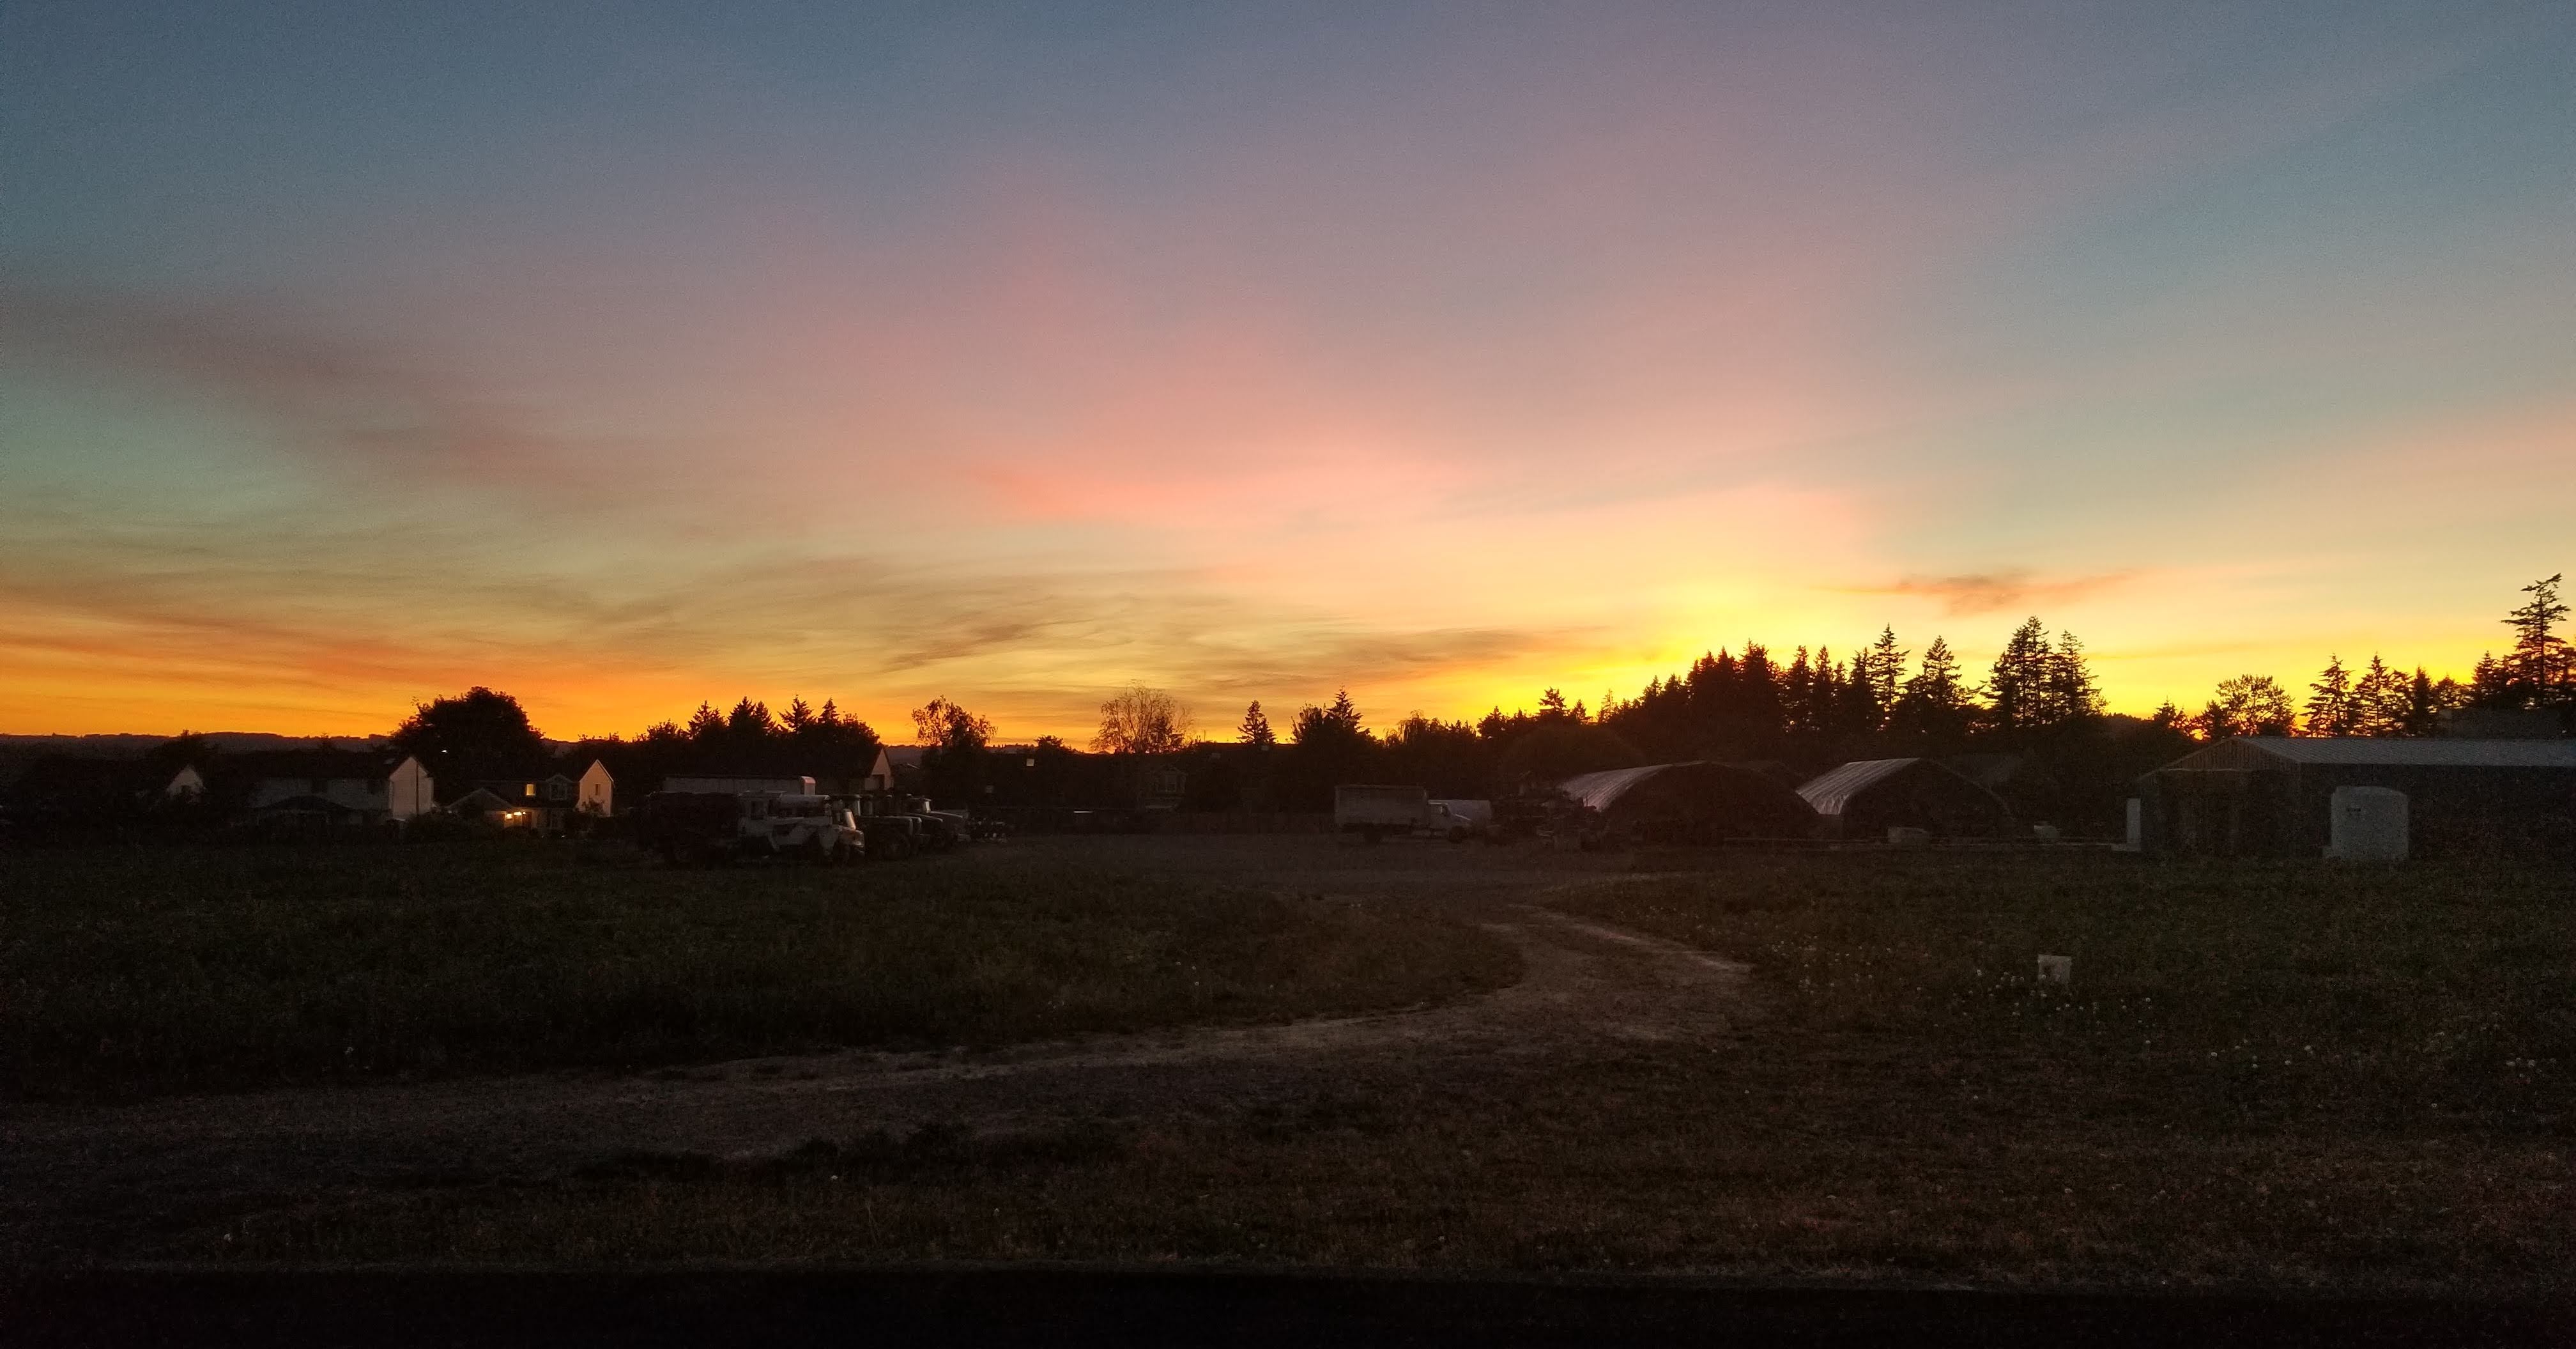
left=1981, top=616, right=2054, bottom=732
left=1782, top=647, right=1817, bottom=736
left=816, top=699, right=843, bottom=730
left=2303, top=656, right=2355, bottom=737
left=2501, top=573, right=2573, bottom=705
left=1892, top=636, right=1974, bottom=741
left=2349, top=655, right=2407, bottom=737
left=726, top=698, right=775, bottom=739
left=1859, top=626, right=1905, bottom=730
left=2043, top=630, right=2105, bottom=727
left=783, top=697, right=815, bottom=732
left=1293, top=689, right=1368, bottom=743
left=1238, top=701, right=1276, bottom=747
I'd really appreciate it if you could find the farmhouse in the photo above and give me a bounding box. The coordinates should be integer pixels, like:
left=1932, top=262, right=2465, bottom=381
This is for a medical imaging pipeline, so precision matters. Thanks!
left=223, top=750, right=436, bottom=829
left=1798, top=757, right=2015, bottom=840
left=1556, top=762, right=1815, bottom=844
left=448, top=759, right=615, bottom=832
left=2140, top=737, right=2576, bottom=858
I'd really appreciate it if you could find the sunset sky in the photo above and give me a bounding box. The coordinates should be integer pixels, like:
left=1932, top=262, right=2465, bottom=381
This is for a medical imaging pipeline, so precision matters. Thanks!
left=5, top=3, right=2571, bottom=741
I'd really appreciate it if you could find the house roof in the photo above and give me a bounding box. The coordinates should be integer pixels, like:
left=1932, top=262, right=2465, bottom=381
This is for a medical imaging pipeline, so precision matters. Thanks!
left=1796, top=758, right=1924, bottom=817
left=2168, top=737, right=2576, bottom=771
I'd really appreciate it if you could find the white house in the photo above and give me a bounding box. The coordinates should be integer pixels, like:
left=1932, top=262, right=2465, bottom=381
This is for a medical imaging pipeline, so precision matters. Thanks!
left=232, top=751, right=435, bottom=824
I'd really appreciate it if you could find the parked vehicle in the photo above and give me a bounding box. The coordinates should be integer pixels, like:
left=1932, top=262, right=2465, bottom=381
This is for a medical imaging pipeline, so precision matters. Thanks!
left=637, top=790, right=860, bottom=864
left=1427, top=798, right=1494, bottom=842
left=1334, top=784, right=1430, bottom=843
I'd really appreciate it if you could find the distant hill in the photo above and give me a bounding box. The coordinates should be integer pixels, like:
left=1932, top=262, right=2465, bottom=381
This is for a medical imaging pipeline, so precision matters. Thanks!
left=0, top=732, right=391, bottom=759
left=0, top=732, right=391, bottom=790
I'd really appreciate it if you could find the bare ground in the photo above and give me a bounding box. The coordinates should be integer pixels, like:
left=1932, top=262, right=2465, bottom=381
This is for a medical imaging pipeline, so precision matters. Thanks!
left=3, top=854, right=1744, bottom=1261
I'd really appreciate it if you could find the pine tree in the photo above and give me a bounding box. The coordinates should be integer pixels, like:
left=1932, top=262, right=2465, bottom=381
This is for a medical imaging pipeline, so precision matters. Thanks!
left=783, top=697, right=815, bottom=732
left=2303, top=656, right=2354, bottom=737
left=1892, top=636, right=1973, bottom=741
left=2503, top=573, right=2573, bottom=705
left=1238, top=701, right=1276, bottom=747
left=2350, top=655, right=2406, bottom=737
left=1982, top=616, right=2054, bottom=732
left=1860, top=626, right=1905, bottom=730
left=1783, top=647, right=1816, bottom=736
left=816, top=699, right=843, bottom=730
left=685, top=702, right=724, bottom=741
left=726, top=698, right=775, bottom=740
left=2043, top=631, right=2104, bottom=726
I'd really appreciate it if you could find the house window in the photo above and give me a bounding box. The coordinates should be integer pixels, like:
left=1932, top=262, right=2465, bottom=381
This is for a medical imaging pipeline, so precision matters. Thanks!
left=548, top=780, right=571, bottom=801
left=524, top=783, right=537, bottom=798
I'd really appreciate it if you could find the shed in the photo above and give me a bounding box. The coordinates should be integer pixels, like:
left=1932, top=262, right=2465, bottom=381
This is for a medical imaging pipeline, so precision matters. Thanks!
left=2141, top=737, right=2576, bottom=858
left=1798, top=757, right=2014, bottom=840
left=1555, top=762, right=1814, bottom=844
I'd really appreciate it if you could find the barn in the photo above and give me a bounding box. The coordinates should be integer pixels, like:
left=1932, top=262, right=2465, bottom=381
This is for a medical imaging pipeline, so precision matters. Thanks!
left=2140, top=737, right=2576, bottom=858
left=1797, top=757, right=2015, bottom=840
left=1555, top=762, right=1815, bottom=845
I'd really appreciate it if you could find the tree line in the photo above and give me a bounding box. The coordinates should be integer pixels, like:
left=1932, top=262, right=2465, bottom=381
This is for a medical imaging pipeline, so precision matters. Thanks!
left=127, top=571, right=2552, bottom=837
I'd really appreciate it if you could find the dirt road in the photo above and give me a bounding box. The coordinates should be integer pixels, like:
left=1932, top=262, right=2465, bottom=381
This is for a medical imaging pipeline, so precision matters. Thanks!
left=4, top=842, right=1748, bottom=1259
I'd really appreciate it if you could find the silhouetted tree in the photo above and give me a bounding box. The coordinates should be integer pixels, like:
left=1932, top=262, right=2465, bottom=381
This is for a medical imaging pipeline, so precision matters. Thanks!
left=1237, top=701, right=1276, bottom=747
left=2492, top=573, right=2573, bottom=707
left=684, top=702, right=724, bottom=741
left=911, top=697, right=993, bottom=752
left=2197, top=674, right=2295, bottom=739
left=392, top=687, right=548, bottom=782
left=1981, top=617, right=2055, bottom=733
left=2350, top=655, right=2407, bottom=737
left=1891, top=637, right=1974, bottom=742
left=726, top=698, right=775, bottom=741
left=2303, top=656, right=2356, bottom=737
left=1293, top=689, right=1368, bottom=745
left=2042, top=631, right=2104, bottom=728
left=782, top=697, right=815, bottom=732
left=1094, top=684, right=1192, bottom=755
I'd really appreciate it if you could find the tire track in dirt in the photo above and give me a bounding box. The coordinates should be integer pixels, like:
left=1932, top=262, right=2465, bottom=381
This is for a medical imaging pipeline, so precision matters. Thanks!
left=1, top=902, right=1747, bottom=1254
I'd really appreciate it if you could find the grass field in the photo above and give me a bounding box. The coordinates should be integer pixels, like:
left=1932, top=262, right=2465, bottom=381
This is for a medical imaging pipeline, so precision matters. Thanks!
left=15, top=842, right=2574, bottom=1292
left=0, top=841, right=1519, bottom=1098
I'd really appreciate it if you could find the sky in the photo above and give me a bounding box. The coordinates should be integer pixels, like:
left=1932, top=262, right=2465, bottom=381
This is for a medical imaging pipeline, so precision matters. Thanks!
left=4, top=1, right=2572, bottom=741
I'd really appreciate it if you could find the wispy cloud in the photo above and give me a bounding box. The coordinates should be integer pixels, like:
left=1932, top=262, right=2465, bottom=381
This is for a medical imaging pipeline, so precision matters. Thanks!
left=1, top=278, right=652, bottom=507
left=1841, top=569, right=2141, bottom=617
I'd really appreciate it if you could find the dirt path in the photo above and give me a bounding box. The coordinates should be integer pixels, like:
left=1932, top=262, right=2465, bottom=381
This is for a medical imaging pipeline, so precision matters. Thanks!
left=3, top=900, right=1747, bottom=1257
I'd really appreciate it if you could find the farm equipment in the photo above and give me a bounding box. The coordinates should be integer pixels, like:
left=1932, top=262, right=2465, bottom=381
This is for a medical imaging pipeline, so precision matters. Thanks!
left=637, top=790, right=862, bottom=865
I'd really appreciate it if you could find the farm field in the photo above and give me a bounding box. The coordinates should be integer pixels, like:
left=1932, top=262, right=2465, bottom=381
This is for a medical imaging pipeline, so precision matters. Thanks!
left=0, top=840, right=1522, bottom=1098
left=5, top=836, right=2570, bottom=1296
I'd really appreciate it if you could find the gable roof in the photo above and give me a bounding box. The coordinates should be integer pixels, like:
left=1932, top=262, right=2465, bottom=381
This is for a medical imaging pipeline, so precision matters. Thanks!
left=2168, top=737, right=2576, bottom=771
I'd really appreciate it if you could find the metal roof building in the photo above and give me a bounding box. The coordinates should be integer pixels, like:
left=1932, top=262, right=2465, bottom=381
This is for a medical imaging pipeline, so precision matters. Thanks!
left=2142, top=737, right=2576, bottom=858
left=1798, top=757, right=2014, bottom=840
left=1555, top=761, right=1814, bottom=845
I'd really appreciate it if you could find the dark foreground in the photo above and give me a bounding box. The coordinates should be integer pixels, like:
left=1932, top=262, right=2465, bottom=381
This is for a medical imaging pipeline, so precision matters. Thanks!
left=10, top=1267, right=2566, bottom=1348
left=7, top=837, right=2570, bottom=1295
